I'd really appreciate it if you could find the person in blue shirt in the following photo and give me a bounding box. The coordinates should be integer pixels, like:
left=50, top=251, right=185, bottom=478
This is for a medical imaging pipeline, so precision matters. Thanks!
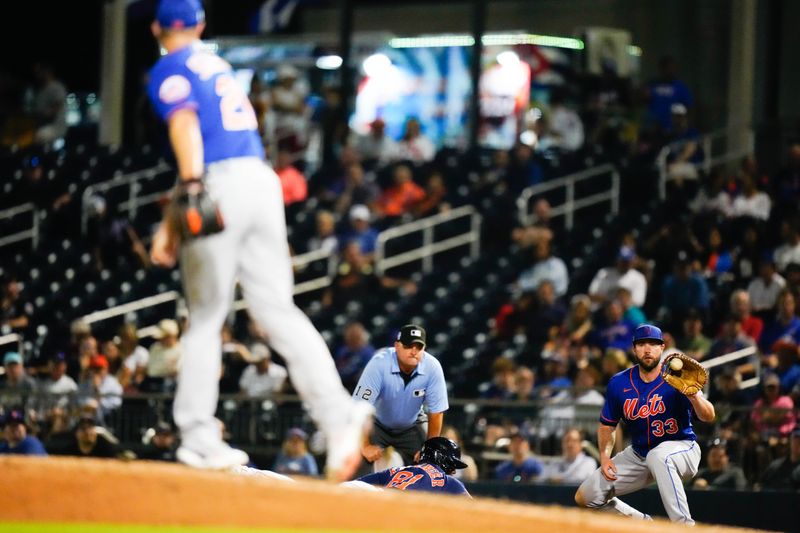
left=575, top=324, right=715, bottom=525
left=493, top=431, right=543, bottom=482
left=357, top=436, right=470, bottom=496
left=272, top=428, right=319, bottom=477
left=354, top=324, right=449, bottom=465
left=0, top=409, right=47, bottom=456
left=145, top=0, right=372, bottom=477
left=646, top=55, right=693, bottom=132
left=334, top=321, right=375, bottom=392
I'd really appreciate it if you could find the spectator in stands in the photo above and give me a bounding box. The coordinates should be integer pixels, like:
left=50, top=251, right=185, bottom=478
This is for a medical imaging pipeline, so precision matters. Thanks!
left=591, top=300, right=636, bottom=353
left=0, top=409, right=47, bottom=456
left=588, top=246, right=647, bottom=310
left=0, top=275, right=32, bottom=332
left=536, top=351, right=572, bottom=397
left=271, top=64, right=307, bottom=153
left=442, top=426, right=479, bottom=481
left=692, top=438, right=748, bottom=490
left=759, top=289, right=800, bottom=355
left=564, top=294, right=593, bottom=345
left=238, top=343, right=288, bottom=398
left=730, top=289, right=764, bottom=345
left=516, top=239, right=569, bottom=299
left=664, top=103, right=702, bottom=193
left=138, top=421, right=178, bottom=462
left=751, top=373, right=796, bottom=440
left=525, top=281, right=567, bottom=348
left=774, top=218, right=800, bottom=274
left=758, top=428, right=800, bottom=490
left=30, top=63, right=67, bottom=145
left=730, top=173, right=771, bottom=223
left=143, top=319, right=182, bottom=392
left=414, top=170, right=450, bottom=218
left=274, top=150, right=308, bottom=206
left=73, top=335, right=99, bottom=384
left=494, top=431, right=543, bottom=483
left=748, top=254, right=786, bottom=318
left=507, top=143, right=544, bottom=194
left=540, top=428, right=597, bottom=485
left=616, top=286, right=645, bottom=326
left=55, top=414, right=120, bottom=459
left=220, top=323, right=253, bottom=394
left=101, top=339, right=124, bottom=379
left=645, top=55, right=693, bottom=132
left=333, top=162, right=380, bottom=218
left=762, top=339, right=800, bottom=398
left=273, top=427, right=319, bottom=477
left=321, top=241, right=416, bottom=309
left=341, top=204, right=379, bottom=260
left=492, top=290, right=536, bottom=341
left=86, top=195, right=150, bottom=272
left=480, top=357, right=516, bottom=400
left=375, top=164, right=426, bottom=220
left=538, top=88, right=584, bottom=153
left=701, top=226, right=734, bottom=279
left=117, top=323, right=148, bottom=392
left=306, top=210, right=339, bottom=254
left=600, top=348, right=632, bottom=385
left=710, top=366, right=751, bottom=425
left=689, top=168, right=733, bottom=218
left=513, top=366, right=536, bottom=402
left=0, top=351, right=36, bottom=406
left=708, top=315, right=755, bottom=362
left=37, top=351, right=77, bottom=410
left=333, top=321, right=374, bottom=393
left=396, top=117, right=436, bottom=165
left=353, top=118, right=399, bottom=169
left=658, top=253, right=710, bottom=330
left=677, top=309, right=711, bottom=361
left=78, top=354, right=123, bottom=418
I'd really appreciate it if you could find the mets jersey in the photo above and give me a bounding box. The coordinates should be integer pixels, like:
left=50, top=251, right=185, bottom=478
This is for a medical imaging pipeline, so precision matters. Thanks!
left=600, top=367, right=697, bottom=457
left=358, top=463, right=470, bottom=496
left=147, top=43, right=264, bottom=164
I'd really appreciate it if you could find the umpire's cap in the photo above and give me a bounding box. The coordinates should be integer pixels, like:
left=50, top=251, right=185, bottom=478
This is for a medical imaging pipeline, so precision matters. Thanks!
left=632, top=324, right=664, bottom=344
left=418, top=437, right=468, bottom=474
left=397, top=324, right=426, bottom=348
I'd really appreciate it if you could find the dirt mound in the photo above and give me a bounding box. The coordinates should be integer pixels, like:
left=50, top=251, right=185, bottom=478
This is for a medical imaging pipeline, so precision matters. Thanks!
left=0, top=456, right=754, bottom=532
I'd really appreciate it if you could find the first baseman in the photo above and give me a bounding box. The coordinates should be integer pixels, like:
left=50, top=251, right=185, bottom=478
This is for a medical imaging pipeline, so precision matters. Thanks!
left=575, top=324, right=715, bottom=524
left=146, top=0, right=372, bottom=478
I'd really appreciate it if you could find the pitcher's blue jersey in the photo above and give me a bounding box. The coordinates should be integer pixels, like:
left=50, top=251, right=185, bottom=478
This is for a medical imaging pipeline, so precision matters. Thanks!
left=147, top=43, right=264, bottom=164
left=600, top=366, right=696, bottom=457
left=358, top=463, right=470, bottom=496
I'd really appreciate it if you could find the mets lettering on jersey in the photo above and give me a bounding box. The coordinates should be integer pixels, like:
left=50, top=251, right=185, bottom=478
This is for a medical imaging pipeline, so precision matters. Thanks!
left=600, top=367, right=696, bottom=457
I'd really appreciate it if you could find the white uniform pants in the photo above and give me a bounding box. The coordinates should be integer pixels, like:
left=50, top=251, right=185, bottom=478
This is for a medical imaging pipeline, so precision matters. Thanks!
left=577, top=440, right=700, bottom=524
left=173, top=157, right=352, bottom=452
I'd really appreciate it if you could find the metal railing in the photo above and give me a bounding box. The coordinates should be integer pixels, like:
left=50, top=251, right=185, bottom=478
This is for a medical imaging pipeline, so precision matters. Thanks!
left=656, top=127, right=755, bottom=200
left=0, top=203, right=41, bottom=249
left=516, top=164, right=620, bottom=230
left=81, top=162, right=172, bottom=235
left=375, top=205, right=482, bottom=276
left=701, top=345, right=761, bottom=390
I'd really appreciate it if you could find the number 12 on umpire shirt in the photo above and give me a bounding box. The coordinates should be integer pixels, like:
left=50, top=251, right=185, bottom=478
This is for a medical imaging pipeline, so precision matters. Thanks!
left=353, top=347, right=449, bottom=430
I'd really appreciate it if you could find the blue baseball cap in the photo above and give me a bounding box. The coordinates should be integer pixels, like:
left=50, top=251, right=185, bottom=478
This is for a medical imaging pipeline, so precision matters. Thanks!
left=632, top=324, right=664, bottom=344
left=3, top=351, right=22, bottom=365
left=156, top=0, right=205, bottom=29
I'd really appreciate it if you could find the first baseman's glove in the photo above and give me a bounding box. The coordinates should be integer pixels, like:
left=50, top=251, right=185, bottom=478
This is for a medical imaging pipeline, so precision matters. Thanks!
left=169, top=178, right=225, bottom=241
left=662, top=352, right=708, bottom=396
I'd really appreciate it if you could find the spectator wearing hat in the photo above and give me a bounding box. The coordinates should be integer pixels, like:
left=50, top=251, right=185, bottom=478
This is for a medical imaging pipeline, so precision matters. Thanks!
left=494, top=431, right=544, bottom=483
left=759, top=428, right=800, bottom=490
left=588, top=246, right=647, bottom=310
left=238, top=343, right=288, bottom=398
left=138, top=421, right=178, bottom=462
left=78, top=354, right=123, bottom=418
left=751, top=373, right=796, bottom=440
left=144, top=319, right=182, bottom=392
left=692, top=438, right=747, bottom=490
left=333, top=321, right=375, bottom=393
left=340, top=204, right=379, bottom=260
left=273, top=427, right=319, bottom=477
left=759, top=289, right=800, bottom=355
left=0, top=409, right=47, bottom=456
left=0, top=351, right=37, bottom=407
left=37, top=352, right=78, bottom=411
left=355, top=324, right=449, bottom=466
left=55, top=415, right=120, bottom=459
left=748, top=254, right=787, bottom=318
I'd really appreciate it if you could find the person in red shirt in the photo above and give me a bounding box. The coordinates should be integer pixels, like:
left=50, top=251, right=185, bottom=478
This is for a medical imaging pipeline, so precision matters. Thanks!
left=274, top=150, right=307, bottom=206
left=729, top=289, right=763, bottom=344
left=376, top=164, right=425, bottom=219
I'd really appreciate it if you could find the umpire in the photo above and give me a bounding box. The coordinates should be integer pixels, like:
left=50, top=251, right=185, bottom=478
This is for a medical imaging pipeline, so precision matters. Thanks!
left=354, top=324, right=449, bottom=465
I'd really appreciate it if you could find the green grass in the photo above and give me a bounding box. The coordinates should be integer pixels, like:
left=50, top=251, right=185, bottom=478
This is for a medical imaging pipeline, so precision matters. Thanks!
left=0, top=525, right=393, bottom=533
